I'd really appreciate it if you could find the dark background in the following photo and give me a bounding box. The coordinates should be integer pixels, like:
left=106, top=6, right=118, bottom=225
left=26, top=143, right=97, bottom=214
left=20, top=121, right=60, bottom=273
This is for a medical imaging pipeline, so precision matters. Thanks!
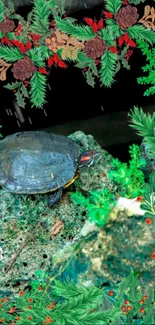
left=0, top=1, right=155, bottom=161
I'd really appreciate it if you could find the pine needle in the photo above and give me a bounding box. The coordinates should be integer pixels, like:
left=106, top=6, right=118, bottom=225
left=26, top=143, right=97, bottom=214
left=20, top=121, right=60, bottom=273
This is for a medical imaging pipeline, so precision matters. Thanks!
left=54, top=15, right=95, bottom=41
left=105, top=0, right=122, bottom=14
left=31, top=0, right=52, bottom=33
left=0, top=0, right=4, bottom=23
left=99, top=50, right=117, bottom=87
left=0, top=46, right=24, bottom=62
left=128, top=106, right=154, bottom=138
left=29, top=71, right=47, bottom=108
left=127, top=25, right=155, bottom=44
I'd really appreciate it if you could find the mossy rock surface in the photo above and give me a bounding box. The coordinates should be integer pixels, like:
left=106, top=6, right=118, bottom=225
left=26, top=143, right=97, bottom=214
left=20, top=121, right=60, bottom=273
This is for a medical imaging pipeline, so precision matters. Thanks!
left=0, top=131, right=115, bottom=294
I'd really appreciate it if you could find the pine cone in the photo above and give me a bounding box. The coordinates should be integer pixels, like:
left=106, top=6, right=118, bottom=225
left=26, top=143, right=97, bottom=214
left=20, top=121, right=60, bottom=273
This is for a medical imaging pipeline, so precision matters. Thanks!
left=0, top=18, right=15, bottom=34
left=84, top=36, right=107, bottom=60
left=12, top=57, right=36, bottom=81
left=114, top=5, right=139, bottom=30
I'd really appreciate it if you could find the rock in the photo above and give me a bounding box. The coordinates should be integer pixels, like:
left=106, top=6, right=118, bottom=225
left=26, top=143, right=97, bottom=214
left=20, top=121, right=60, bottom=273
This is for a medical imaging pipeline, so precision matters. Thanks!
left=0, top=131, right=115, bottom=294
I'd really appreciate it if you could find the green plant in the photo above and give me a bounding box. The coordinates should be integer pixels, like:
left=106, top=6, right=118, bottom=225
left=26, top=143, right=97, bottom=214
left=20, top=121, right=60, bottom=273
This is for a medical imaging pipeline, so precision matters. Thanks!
left=128, top=106, right=155, bottom=157
left=1, top=0, right=155, bottom=108
left=108, top=144, right=146, bottom=198
left=70, top=188, right=116, bottom=227
left=0, top=270, right=154, bottom=325
left=140, top=172, right=155, bottom=219
left=137, top=40, right=155, bottom=96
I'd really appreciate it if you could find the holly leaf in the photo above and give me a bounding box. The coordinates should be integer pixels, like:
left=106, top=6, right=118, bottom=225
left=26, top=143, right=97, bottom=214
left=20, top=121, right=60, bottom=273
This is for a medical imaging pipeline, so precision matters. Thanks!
left=27, top=11, right=33, bottom=23
left=15, top=88, right=26, bottom=108
left=21, top=83, right=29, bottom=98
left=75, top=61, right=90, bottom=68
left=3, top=81, right=21, bottom=90
left=115, top=61, right=121, bottom=73
left=121, top=58, right=131, bottom=70
left=84, top=68, right=95, bottom=88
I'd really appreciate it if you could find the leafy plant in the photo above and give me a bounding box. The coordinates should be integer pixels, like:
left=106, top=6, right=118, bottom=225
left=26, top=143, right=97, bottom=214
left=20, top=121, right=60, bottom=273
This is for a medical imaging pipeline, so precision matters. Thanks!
left=108, top=144, right=147, bottom=198
left=1, top=0, right=155, bottom=108
left=137, top=40, right=155, bottom=96
left=70, top=188, right=116, bottom=227
left=0, top=271, right=154, bottom=325
left=140, top=172, right=155, bottom=219
left=128, top=106, right=155, bottom=157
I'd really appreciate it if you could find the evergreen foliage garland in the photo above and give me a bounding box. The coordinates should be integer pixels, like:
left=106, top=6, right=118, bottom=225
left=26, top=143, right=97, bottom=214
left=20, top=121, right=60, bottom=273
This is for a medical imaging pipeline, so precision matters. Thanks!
left=0, top=0, right=155, bottom=108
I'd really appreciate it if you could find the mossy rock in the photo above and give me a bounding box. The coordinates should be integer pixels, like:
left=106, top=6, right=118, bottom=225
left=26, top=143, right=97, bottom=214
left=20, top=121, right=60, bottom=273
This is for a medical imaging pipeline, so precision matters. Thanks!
left=0, top=131, right=115, bottom=294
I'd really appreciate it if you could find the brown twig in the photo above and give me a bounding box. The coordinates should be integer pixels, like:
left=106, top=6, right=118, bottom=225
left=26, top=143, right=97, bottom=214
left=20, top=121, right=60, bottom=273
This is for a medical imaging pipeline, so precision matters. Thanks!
left=5, top=221, right=41, bottom=274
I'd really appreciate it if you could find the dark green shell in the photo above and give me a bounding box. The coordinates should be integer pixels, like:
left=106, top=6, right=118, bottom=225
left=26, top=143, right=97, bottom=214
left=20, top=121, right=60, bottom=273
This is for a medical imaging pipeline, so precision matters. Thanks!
left=0, top=131, right=79, bottom=194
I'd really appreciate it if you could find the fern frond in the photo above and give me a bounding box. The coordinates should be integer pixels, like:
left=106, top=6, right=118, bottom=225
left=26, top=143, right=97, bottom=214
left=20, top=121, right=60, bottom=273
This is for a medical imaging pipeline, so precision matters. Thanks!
left=128, top=106, right=154, bottom=138
left=99, top=50, right=118, bottom=87
left=0, top=0, right=4, bottom=23
left=29, top=71, right=47, bottom=108
left=105, top=0, right=122, bottom=14
left=54, top=15, right=95, bottom=40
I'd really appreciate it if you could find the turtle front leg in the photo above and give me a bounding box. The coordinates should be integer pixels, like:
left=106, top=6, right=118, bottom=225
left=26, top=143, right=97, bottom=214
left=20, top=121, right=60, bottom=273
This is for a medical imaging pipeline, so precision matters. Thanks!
left=48, top=188, right=63, bottom=207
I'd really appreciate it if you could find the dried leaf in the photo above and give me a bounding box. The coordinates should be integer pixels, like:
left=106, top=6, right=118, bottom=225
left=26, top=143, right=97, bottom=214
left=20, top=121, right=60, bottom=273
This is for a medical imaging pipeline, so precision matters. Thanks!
left=71, top=49, right=78, bottom=60
left=151, top=7, right=155, bottom=16
left=50, top=217, right=64, bottom=237
left=0, top=59, right=11, bottom=81
left=144, top=5, right=151, bottom=18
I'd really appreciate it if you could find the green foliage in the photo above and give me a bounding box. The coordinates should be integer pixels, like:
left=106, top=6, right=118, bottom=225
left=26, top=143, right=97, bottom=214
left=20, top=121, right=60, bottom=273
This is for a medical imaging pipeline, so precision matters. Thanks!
left=0, top=124, right=3, bottom=138
left=108, top=144, right=147, bottom=198
left=140, top=172, right=155, bottom=219
left=31, top=0, right=55, bottom=34
left=70, top=188, right=116, bottom=227
left=54, top=15, right=95, bottom=40
left=129, top=0, right=145, bottom=4
left=127, top=25, right=155, bottom=44
left=0, top=46, right=24, bottom=62
left=137, top=40, right=155, bottom=96
left=0, top=271, right=154, bottom=324
left=105, top=0, right=122, bottom=14
left=99, top=50, right=118, bottom=87
left=29, top=71, right=47, bottom=108
left=106, top=19, right=122, bottom=38
left=27, top=47, right=47, bottom=67
left=128, top=106, right=155, bottom=156
left=0, top=0, right=4, bottom=23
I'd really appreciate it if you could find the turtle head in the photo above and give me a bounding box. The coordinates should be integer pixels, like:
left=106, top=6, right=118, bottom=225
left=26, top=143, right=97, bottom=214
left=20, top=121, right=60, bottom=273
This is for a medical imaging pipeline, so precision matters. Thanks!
left=78, top=150, right=101, bottom=168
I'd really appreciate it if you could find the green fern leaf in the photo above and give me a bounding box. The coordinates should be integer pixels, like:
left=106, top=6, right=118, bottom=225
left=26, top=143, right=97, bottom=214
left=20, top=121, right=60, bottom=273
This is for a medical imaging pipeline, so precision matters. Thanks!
left=31, top=0, right=51, bottom=33
left=106, top=19, right=122, bottom=38
left=54, top=15, right=95, bottom=40
left=0, top=0, right=4, bottom=23
left=29, top=71, right=47, bottom=108
left=100, top=27, right=115, bottom=46
left=99, top=50, right=117, bottom=87
left=0, top=46, right=24, bottom=62
left=127, top=25, right=155, bottom=44
left=105, top=0, right=122, bottom=14
left=27, top=48, right=46, bottom=67
left=128, top=106, right=154, bottom=138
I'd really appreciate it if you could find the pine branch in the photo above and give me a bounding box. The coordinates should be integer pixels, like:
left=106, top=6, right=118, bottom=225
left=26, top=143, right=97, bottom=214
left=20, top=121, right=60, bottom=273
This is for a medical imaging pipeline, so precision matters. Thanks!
left=99, top=50, right=118, bottom=87
left=27, top=47, right=48, bottom=67
left=100, top=27, right=116, bottom=46
left=0, top=0, right=4, bottom=23
left=127, top=25, right=155, bottom=44
left=31, top=0, right=52, bottom=33
left=0, top=46, right=24, bottom=62
left=128, top=106, right=154, bottom=138
left=53, top=279, right=102, bottom=302
left=106, top=19, right=122, bottom=38
left=105, top=0, right=122, bottom=14
left=54, top=15, right=95, bottom=40
left=29, top=71, right=47, bottom=108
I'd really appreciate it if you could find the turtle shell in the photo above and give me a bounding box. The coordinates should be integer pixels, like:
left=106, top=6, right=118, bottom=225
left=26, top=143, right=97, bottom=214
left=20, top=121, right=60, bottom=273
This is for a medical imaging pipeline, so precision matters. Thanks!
left=0, top=131, right=79, bottom=194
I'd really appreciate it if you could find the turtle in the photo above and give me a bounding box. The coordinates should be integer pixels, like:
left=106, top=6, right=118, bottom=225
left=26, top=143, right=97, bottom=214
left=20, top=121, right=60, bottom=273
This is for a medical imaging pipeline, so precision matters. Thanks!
left=0, top=130, right=101, bottom=206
